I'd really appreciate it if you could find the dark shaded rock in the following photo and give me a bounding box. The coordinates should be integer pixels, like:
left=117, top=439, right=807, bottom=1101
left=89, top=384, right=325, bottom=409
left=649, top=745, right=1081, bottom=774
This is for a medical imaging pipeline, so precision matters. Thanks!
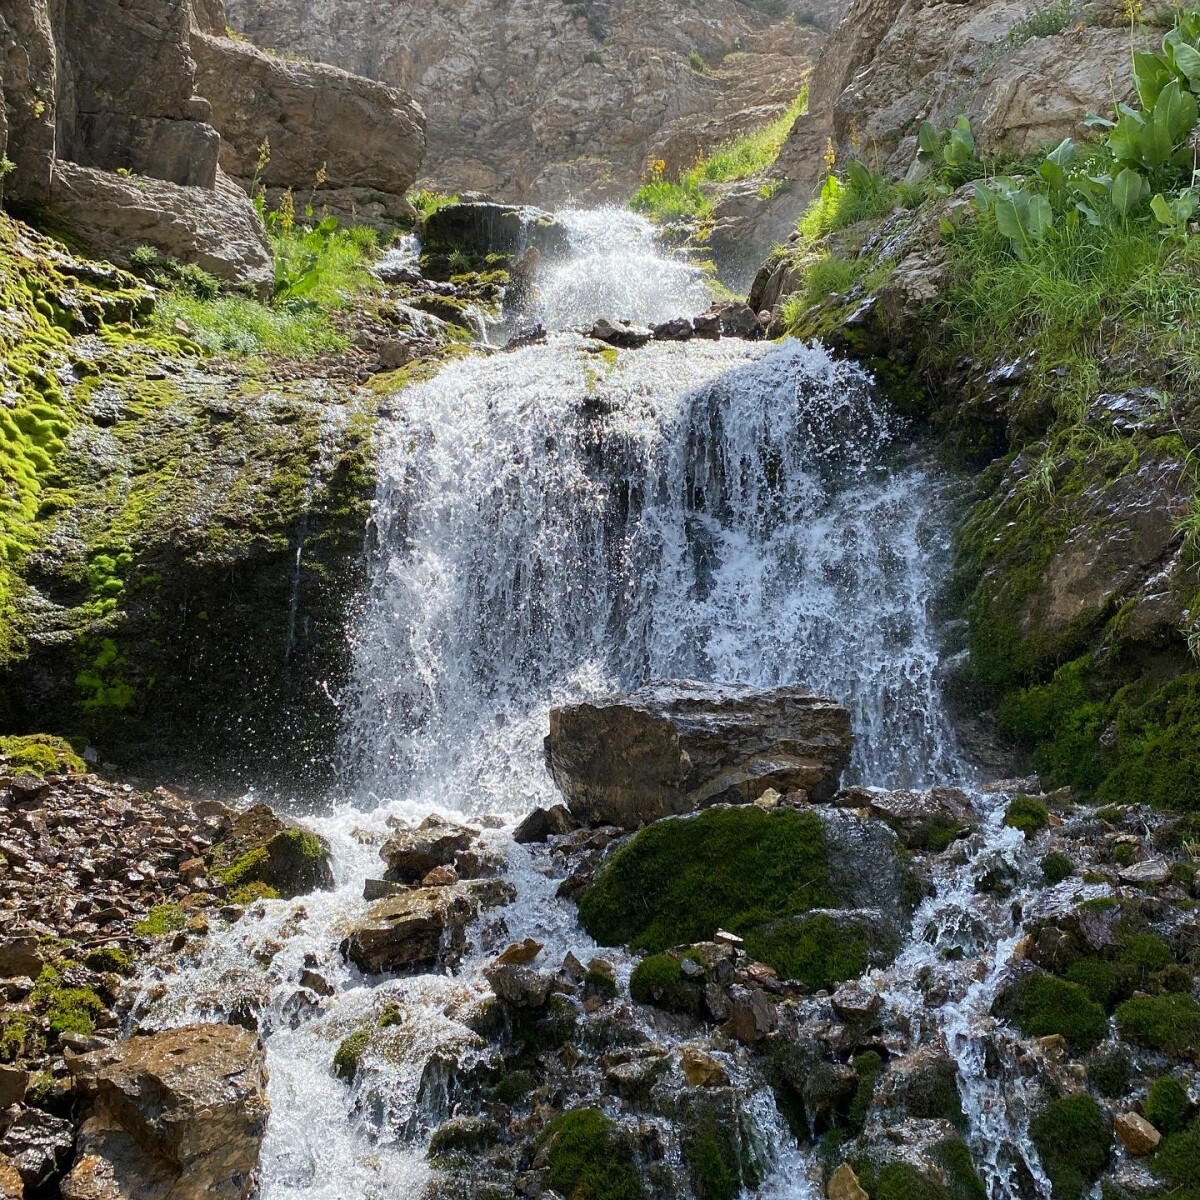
left=484, top=963, right=552, bottom=1008
left=422, top=203, right=568, bottom=259
left=0, top=1108, right=73, bottom=1191
left=546, top=680, right=852, bottom=829
left=589, top=318, right=651, bottom=349
left=651, top=317, right=694, bottom=341
left=512, top=803, right=578, bottom=844
left=211, top=804, right=333, bottom=899
left=705, top=301, right=763, bottom=340
left=833, top=785, right=980, bottom=851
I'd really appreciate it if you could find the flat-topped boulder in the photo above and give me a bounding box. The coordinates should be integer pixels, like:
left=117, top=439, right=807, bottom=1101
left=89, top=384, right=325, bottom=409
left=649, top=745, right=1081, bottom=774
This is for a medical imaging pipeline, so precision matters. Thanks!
left=545, top=681, right=852, bottom=829
left=420, top=203, right=569, bottom=260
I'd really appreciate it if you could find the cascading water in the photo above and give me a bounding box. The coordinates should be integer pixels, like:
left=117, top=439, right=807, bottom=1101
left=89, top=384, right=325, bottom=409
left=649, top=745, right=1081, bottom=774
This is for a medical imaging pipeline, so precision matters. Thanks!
left=133, top=208, right=1056, bottom=1200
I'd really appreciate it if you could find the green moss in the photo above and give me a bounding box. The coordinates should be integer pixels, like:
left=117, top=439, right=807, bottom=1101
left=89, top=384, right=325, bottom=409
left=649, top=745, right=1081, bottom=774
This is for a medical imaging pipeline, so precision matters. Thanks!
left=935, top=1138, right=988, bottom=1200
left=213, top=846, right=272, bottom=888
left=1041, top=852, right=1074, bottom=885
left=537, top=1108, right=648, bottom=1200
left=629, top=953, right=698, bottom=1014
left=583, top=967, right=617, bottom=1001
left=847, top=1050, right=884, bottom=1129
left=1086, top=1047, right=1132, bottom=1098
left=1030, top=1094, right=1112, bottom=1200
left=1003, top=971, right=1108, bottom=1052
left=1004, top=795, right=1050, bottom=839
left=493, top=1068, right=535, bottom=1105
left=333, top=1028, right=370, bottom=1082
left=1116, top=992, right=1200, bottom=1058
left=1144, top=1075, right=1191, bottom=1135
left=683, top=1116, right=743, bottom=1200
left=82, top=945, right=135, bottom=974
left=577, top=807, right=839, bottom=982
left=30, top=965, right=105, bottom=1037
left=1152, top=1125, right=1200, bottom=1193
left=0, top=733, right=86, bottom=775
left=229, top=882, right=279, bottom=905
left=0, top=1014, right=38, bottom=1063
left=133, top=902, right=186, bottom=937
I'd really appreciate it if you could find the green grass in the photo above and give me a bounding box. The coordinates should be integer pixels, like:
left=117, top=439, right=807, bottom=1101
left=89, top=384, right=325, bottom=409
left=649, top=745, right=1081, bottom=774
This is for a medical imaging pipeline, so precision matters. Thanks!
left=630, top=89, right=807, bottom=223
left=537, top=1109, right=648, bottom=1200
left=152, top=224, right=380, bottom=358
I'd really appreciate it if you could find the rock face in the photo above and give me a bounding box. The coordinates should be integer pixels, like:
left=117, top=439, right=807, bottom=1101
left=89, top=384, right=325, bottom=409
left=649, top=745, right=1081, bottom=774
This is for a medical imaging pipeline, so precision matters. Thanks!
left=63, top=1024, right=269, bottom=1200
left=222, top=0, right=838, bottom=204
left=546, top=681, right=853, bottom=828
left=0, top=0, right=425, bottom=284
left=190, top=19, right=425, bottom=227
left=726, top=0, right=1144, bottom=260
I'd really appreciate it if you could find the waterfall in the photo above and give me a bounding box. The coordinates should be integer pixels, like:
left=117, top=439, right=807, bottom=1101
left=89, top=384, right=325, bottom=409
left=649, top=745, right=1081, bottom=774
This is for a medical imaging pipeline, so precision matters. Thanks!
left=132, top=209, right=1068, bottom=1200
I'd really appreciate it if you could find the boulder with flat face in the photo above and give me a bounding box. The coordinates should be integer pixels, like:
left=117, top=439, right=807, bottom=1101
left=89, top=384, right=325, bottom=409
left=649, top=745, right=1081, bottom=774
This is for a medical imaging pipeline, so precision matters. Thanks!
left=62, top=1024, right=268, bottom=1200
left=545, top=681, right=853, bottom=829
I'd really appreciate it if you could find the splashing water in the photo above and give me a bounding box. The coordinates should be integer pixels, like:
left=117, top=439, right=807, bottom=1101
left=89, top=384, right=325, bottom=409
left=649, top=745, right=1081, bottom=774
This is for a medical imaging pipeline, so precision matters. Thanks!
left=130, top=211, right=1070, bottom=1200
left=529, top=208, right=714, bottom=329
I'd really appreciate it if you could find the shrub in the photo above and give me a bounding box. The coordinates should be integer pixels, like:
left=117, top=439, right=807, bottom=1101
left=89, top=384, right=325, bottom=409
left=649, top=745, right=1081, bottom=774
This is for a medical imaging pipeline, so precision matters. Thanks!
left=1116, top=992, right=1200, bottom=1058
left=1144, top=1074, right=1191, bottom=1135
left=1030, top=1093, right=1112, bottom=1200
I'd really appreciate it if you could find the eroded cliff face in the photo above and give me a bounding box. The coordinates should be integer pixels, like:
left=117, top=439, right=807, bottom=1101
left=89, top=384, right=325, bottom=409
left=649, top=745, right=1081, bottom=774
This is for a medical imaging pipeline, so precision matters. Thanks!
left=222, top=0, right=841, bottom=205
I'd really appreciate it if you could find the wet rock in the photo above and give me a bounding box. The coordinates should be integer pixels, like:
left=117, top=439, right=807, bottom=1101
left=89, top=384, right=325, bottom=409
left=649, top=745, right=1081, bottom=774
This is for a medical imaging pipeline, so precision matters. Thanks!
left=831, top=981, right=881, bottom=1024
left=428, top=1116, right=501, bottom=1158
left=210, top=804, right=333, bottom=899
left=651, top=317, right=694, bottom=341
left=835, top=785, right=979, bottom=851
left=0, top=1108, right=73, bottom=1193
left=589, top=318, right=651, bottom=349
left=872, top=1045, right=964, bottom=1125
left=421, top=203, right=568, bottom=260
left=64, top=1023, right=268, bottom=1200
left=1114, top=1111, right=1161, bottom=1156
left=827, top=1163, right=867, bottom=1200
left=1119, top=859, right=1172, bottom=887
left=681, top=1046, right=728, bottom=1088
left=704, top=301, right=763, bottom=340
left=362, top=878, right=407, bottom=901
left=496, top=939, right=543, bottom=966
left=9, top=776, right=50, bottom=805
left=484, top=963, right=552, bottom=1008
left=546, top=680, right=852, bottom=829
left=512, top=804, right=578, bottom=844
left=380, top=814, right=476, bottom=884
left=421, top=865, right=460, bottom=887
left=692, top=311, right=722, bottom=339
left=723, top=985, right=777, bottom=1044
left=343, top=881, right=512, bottom=974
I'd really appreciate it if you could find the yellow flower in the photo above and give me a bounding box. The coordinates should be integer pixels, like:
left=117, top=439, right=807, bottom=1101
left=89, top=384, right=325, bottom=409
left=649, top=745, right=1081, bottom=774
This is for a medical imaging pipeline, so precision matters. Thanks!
left=823, top=137, right=837, bottom=171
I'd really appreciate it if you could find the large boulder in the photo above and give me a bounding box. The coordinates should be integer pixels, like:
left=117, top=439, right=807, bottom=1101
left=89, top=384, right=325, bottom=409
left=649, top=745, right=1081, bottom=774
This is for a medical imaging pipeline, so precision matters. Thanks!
left=421, top=203, right=569, bottom=261
left=46, top=162, right=274, bottom=297
left=546, top=681, right=853, bottom=829
left=342, top=881, right=513, bottom=974
left=190, top=24, right=425, bottom=211
left=380, top=814, right=477, bottom=884
left=62, top=1024, right=268, bottom=1200
left=208, top=803, right=334, bottom=899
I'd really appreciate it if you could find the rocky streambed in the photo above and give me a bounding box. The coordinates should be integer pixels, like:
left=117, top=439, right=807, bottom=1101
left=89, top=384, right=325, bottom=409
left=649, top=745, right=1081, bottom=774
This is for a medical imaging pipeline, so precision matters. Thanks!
left=4, top=683, right=1198, bottom=1200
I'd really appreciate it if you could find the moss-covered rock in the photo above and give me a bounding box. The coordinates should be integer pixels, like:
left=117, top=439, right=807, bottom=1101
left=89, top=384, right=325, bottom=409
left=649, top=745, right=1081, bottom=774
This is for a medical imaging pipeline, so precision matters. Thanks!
left=0, top=733, right=86, bottom=775
left=535, top=1108, right=648, bottom=1200
left=995, top=969, right=1108, bottom=1053
left=576, top=806, right=910, bottom=988
left=1030, top=1093, right=1112, bottom=1200
left=209, top=803, right=333, bottom=899
left=1115, top=992, right=1200, bottom=1059
left=1145, top=1075, right=1192, bottom=1135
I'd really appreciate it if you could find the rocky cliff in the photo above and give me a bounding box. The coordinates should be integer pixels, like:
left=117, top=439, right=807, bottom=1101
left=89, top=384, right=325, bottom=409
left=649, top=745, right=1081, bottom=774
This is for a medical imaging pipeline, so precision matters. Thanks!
left=221, top=0, right=841, bottom=205
left=0, top=0, right=425, bottom=288
left=721, top=0, right=1141, bottom=257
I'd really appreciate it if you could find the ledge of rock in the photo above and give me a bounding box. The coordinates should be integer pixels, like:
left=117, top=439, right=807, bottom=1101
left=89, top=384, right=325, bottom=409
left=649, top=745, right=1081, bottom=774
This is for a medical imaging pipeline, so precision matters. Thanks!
left=545, top=681, right=853, bottom=829
left=421, top=203, right=569, bottom=261
left=191, top=13, right=426, bottom=220
left=62, top=1024, right=269, bottom=1200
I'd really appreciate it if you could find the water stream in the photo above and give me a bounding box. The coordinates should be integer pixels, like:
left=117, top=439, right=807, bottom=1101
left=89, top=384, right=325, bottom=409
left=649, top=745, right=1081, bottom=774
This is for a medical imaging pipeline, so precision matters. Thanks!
left=136, top=209, right=1058, bottom=1199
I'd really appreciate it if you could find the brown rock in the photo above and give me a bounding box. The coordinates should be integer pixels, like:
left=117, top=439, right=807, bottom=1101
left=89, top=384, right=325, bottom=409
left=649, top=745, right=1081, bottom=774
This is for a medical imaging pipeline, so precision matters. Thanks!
left=512, top=803, right=578, bottom=844
left=495, top=938, right=543, bottom=966
left=421, top=864, right=459, bottom=887
left=827, top=1163, right=868, bottom=1200
left=1114, top=1111, right=1161, bottom=1156
left=63, top=1024, right=268, bottom=1200
left=681, top=1046, right=728, bottom=1088
left=0, top=1065, right=28, bottom=1108
left=0, top=938, right=44, bottom=980
left=0, top=1152, right=22, bottom=1200
left=484, top=963, right=552, bottom=1008
left=723, top=985, right=777, bottom=1045
left=380, top=814, right=476, bottom=884
left=546, top=681, right=852, bottom=829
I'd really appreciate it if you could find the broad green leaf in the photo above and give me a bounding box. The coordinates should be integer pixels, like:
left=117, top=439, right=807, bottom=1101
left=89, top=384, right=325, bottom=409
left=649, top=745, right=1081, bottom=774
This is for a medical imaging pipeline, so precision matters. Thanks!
left=1151, top=192, right=1176, bottom=225
left=917, top=121, right=940, bottom=159
left=1172, top=38, right=1200, bottom=87
left=1134, top=51, right=1173, bottom=107
left=1111, top=166, right=1148, bottom=216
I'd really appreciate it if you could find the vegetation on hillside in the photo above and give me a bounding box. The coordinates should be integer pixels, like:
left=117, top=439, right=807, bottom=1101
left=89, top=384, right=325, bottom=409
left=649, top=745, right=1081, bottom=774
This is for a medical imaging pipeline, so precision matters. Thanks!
left=776, top=3, right=1200, bottom=810
left=630, top=88, right=808, bottom=223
